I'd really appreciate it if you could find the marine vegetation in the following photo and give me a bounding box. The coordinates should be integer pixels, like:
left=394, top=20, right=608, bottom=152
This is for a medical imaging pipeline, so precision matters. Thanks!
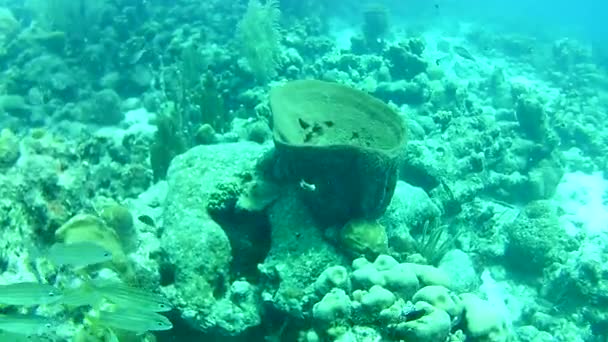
left=237, top=0, right=282, bottom=82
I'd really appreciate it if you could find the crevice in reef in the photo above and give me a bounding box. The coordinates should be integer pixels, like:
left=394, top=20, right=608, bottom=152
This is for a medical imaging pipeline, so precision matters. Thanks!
left=207, top=194, right=272, bottom=282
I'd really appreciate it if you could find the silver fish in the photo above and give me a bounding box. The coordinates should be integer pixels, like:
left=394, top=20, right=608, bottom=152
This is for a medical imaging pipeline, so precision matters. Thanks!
left=0, top=314, right=56, bottom=336
left=47, top=242, right=112, bottom=269
left=92, top=309, right=172, bottom=334
left=92, top=280, right=172, bottom=312
left=453, top=45, right=476, bottom=61
left=0, top=282, right=63, bottom=306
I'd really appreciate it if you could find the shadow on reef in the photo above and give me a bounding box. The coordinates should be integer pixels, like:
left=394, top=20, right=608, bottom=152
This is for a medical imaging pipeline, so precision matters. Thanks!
left=206, top=173, right=273, bottom=281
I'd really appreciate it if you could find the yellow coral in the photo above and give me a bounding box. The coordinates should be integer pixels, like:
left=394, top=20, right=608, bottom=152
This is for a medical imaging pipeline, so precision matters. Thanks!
left=55, top=214, right=133, bottom=280
left=340, top=219, right=388, bottom=259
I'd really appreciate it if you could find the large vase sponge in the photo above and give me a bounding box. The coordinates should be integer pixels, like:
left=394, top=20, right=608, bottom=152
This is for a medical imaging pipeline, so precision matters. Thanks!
left=270, top=80, right=407, bottom=225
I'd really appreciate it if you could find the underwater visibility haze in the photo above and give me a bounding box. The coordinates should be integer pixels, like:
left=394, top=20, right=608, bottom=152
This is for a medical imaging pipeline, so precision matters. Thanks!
left=0, top=0, right=607, bottom=341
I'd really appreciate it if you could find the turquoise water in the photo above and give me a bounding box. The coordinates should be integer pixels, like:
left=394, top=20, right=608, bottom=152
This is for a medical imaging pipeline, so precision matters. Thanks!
left=0, top=0, right=606, bottom=341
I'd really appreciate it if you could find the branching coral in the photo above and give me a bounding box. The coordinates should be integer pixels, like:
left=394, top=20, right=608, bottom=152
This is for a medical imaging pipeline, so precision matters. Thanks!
left=149, top=102, right=187, bottom=182
left=149, top=46, right=232, bottom=181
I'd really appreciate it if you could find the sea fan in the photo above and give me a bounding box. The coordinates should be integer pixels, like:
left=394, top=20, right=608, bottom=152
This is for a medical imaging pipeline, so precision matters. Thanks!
left=237, top=0, right=282, bottom=83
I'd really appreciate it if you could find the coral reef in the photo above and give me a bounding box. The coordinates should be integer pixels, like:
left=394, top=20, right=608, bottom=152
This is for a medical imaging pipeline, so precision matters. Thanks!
left=0, top=1, right=606, bottom=341
left=303, top=254, right=508, bottom=341
left=161, top=142, right=270, bottom=335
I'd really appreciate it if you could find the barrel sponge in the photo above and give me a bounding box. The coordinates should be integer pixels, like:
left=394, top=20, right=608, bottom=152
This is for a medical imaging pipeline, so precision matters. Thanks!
left=269, top=80, right=407, bottom=225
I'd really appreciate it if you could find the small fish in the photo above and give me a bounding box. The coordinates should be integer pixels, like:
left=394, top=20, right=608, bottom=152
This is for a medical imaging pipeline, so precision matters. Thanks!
left=106, top=328, right=120, bottom=342
left=0, top=282, right=63, bottom=306
left=47, top=242, right=113, bottom=269
left=453, top=46, right=476, bottom=61
left=137, top=215, right=156, bottom=227
left=91, top=309, right=172, bottom=334
left=58, top=283, right=102, bottom=308
left=92, top=280, right=172, bottom=312
left=128, top=49, right=147, bottom=65
left=0, top=314, right=56, bottom=336
left=403, top=308, right=426, bottom=321
left=299, top=179, right=316, bottom=192
left=435, top=55, right=450, bottom=65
